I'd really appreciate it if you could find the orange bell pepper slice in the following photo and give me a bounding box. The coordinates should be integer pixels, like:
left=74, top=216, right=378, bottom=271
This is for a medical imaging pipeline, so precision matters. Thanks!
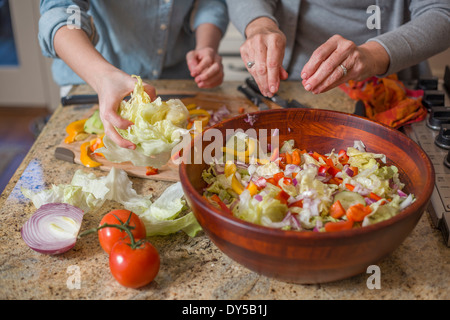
left=346, top=203, right=372, bottom=222
left=324, top=219, right=354, bottom=232
left=210, top=194, right=233, bottom=215
left=291, top=149, right=301, bottom=165
left=329, top=200, right=346, bottom=219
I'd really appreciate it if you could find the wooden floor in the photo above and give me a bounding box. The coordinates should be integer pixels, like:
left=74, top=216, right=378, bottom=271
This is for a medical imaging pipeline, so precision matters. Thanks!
left=0, top=106, right=52, bottom=193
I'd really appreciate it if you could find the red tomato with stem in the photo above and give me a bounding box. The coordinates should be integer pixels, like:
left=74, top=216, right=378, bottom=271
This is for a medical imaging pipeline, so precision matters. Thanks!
left=98, top=209, right=147, bottom=255
left=109, top=239, right=160, bottom=289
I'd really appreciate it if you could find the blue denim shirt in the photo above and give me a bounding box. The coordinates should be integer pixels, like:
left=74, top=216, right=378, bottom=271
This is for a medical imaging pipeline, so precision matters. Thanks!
left=38, top=0, right=229, bottom=86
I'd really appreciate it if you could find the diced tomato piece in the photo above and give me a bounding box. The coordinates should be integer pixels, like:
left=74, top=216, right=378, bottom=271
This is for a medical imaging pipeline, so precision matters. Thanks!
left=276, top=190, right=290, bottom=205
left=338, top=149, right=349, bottom=164
left=273, top=172, right=285, bottom=184
left=288, top=199, right=303, bottom=208
left=328, top=166, right=341, bottom=177
left=145, top=166, right=159, bottom=175
left=318, top=165, right=330, bottom=174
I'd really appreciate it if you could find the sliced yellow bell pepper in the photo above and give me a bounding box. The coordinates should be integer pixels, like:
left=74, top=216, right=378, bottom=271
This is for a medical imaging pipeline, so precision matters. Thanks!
left=224, top=161, right=237, bottom=177
left=246, top=181, right=258, bottom=196
left=64, top=119, right=88, bottom=144
left=189, top=109, right=210, bottom=128
left=222, top=138, right=256, bottom=160
left=80, top=141, right=102, bottom=168
left=231, top=175, right=245, bottom=195
left=186, top=103, right=197, bottom=110
left=225, top=161, right=245, bottom=195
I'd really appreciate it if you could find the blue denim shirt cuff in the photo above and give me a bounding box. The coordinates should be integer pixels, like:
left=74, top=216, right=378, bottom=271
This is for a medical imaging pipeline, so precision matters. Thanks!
left=193, top=0, right=229, bottom=36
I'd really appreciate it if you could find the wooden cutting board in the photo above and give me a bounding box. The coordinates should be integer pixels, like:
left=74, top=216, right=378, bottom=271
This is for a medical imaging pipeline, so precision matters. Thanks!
left=55, top=92, right=266, bottom=181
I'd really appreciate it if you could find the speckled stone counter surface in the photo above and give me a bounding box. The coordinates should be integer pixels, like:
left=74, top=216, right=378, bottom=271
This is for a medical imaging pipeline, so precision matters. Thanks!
left=1, top=80, right=448, bottom=300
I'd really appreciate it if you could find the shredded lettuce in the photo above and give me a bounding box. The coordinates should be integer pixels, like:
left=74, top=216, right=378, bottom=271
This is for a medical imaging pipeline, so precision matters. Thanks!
left=236, top=189, right=288, bottom=225
left=201, top=138, right=415, bottom=232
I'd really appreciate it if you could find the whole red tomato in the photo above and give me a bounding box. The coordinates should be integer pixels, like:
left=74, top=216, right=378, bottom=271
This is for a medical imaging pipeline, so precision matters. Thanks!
left=109, top=239, right=160, bottom=288
left=98, top=209, right=147, bottom=254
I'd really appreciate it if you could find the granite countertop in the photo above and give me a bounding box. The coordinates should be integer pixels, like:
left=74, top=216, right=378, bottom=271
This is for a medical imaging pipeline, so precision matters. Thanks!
left=0, top=80, right=448, bottom=300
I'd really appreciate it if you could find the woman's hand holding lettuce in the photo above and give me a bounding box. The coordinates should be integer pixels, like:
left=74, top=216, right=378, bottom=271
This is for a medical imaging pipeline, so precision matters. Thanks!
left=97, top=75, right=190, bottom=168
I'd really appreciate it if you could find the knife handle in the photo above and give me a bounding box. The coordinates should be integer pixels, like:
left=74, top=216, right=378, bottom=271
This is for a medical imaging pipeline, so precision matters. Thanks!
left=245, top=77, right=287, bottom=107
left=245, top=77, right=264, bottom=96
left=61, top=94, right=99, bottom=106
left=238, top=84, right=262, bottom=105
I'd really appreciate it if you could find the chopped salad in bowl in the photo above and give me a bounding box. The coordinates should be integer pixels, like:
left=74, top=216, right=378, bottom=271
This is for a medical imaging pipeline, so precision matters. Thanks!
left=202, top=132, right=415, bottom=232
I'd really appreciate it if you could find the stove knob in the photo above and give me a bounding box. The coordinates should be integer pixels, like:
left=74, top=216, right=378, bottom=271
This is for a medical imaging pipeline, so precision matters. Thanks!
left=417, top=77, right=438, bottom=90
left=435, top=123, right=450, bottom=149
left=423, top=90, right=445, bottom=110
left=445, top=150, right=450, bottom=169
left=427, top=106, right=450, bottom=130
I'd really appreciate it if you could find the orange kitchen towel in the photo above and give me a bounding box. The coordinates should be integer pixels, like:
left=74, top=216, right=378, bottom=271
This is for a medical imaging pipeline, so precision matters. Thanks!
left=339, top=74, right=427, bottom=129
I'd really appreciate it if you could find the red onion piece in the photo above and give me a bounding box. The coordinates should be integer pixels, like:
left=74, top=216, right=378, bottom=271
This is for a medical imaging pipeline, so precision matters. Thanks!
left=253, top=177, right=267, bottom=188
left=344, top=166, right=354, bottom=177
left=21, top=203, right=84, bottom=255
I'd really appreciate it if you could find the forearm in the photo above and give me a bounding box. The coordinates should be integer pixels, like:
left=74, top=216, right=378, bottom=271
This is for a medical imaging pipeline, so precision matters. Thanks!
left=195, top=23, right=222, bottom=52
left=53, top=26, right=122, bottom=92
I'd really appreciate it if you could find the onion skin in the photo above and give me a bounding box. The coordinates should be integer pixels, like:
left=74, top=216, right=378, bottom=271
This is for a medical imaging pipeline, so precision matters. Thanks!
left=21, top=203, right=84, bottom=255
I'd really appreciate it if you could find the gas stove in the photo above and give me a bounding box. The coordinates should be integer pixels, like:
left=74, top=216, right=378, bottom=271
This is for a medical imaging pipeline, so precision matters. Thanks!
left=402, top=66, right=450, bottom=247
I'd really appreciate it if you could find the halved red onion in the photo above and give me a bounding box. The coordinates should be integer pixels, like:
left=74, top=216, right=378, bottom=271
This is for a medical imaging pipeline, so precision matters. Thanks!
left=21, top=203, right=84, bottom=255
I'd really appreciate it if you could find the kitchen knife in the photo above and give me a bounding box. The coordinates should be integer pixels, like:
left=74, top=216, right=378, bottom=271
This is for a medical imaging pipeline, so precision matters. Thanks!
left=245, top=77, right=309, bottom=108
left=237, top=84, right=270, bottom=111
left=61, top=93, right=196, bottom=106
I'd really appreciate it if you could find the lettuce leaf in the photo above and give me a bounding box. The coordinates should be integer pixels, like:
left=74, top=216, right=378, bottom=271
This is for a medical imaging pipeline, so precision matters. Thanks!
left=96, top=75, right=189, bottom=168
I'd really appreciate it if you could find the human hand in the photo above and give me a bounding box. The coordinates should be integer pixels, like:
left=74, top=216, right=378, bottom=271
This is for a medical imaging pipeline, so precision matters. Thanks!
left=95, top=70, right=156, bottom=149
left=186, top=47, right=224, bottom=88
left=301, top=35, right=390, bottom=94
left=240, top=17, right=289, bottom=97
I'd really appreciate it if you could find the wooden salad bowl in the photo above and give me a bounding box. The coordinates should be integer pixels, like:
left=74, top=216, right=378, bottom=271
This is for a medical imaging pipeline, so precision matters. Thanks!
left=179, top=108, right=434, bottom=284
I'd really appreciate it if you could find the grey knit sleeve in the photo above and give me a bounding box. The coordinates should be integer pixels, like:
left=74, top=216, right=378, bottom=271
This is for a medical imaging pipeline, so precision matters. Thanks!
left=367, top=1, right=450, bottom=77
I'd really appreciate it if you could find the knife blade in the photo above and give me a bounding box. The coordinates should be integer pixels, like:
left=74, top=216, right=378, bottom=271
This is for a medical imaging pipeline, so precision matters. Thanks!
left=245, top=77, right=308, bottom=108
left=237, top=84, right=270, bottom=111
left=61, top=93, right=197, bottom=106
